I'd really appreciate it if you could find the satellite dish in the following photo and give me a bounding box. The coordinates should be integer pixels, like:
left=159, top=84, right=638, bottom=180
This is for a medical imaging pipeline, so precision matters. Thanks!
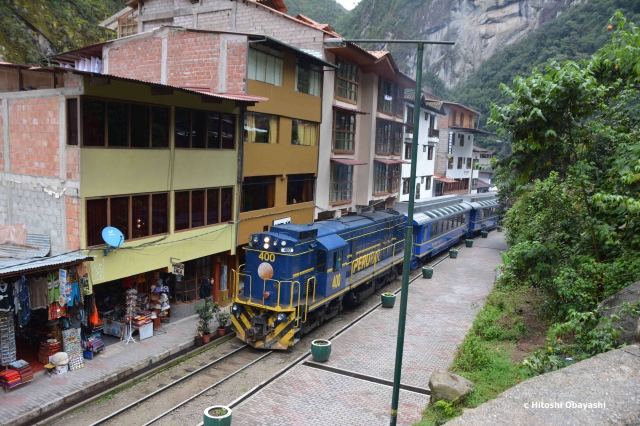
left=102, top=227, right=124, bottom=256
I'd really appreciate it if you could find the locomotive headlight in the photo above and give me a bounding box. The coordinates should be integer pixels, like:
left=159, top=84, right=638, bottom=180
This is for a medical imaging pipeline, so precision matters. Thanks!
left=263, top=243, right=270, bottom=250
left=231, top=303, right=241, bottom=314
left=263, top=236, right=270, bottom=243
left=275, top=313, right=287, bottom=324
left=252, top=236, right=258, bottom=244
left=281, top=241, right=287, bottom=247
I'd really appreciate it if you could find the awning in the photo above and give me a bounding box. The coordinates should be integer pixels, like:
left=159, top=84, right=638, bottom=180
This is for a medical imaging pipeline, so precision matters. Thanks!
left=331, top=158, right=367, bottom=166
left=374, top=159, right=411, bottom=165
left=476, top=180, right=492, bottom=188
left=0, top=233, right=50, bottom=259
left=332, top=104, right=369, bottom=115
left=0, top=253, right=94, bottom=277
left=434, top=176, right=458, bottom=184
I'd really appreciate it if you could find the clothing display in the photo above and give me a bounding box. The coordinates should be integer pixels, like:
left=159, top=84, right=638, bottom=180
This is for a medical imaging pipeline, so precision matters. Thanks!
left=0, top=369, right=21, bottom=390
left=27, top=276, right=48, bottom=310
left=0, top=281, right=13, bottom=312
left=17, top=280, right=31, bottom=326
left=9, top=359, right=33, bottom=383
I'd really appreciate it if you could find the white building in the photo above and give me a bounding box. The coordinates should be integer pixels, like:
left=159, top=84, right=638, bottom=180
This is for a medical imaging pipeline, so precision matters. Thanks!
left=399, top=92, right=442, bottom=202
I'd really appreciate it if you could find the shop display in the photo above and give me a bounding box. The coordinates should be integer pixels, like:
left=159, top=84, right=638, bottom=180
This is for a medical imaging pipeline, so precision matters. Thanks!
left=61, top=328, right=84, bottom=371
left=0, top=312, right=16, bottom=366
left=0, top=369, right=21, bottom=391
left=9, top=359, right=34, bottom=383
left=39, top=339, right=61, bottom=365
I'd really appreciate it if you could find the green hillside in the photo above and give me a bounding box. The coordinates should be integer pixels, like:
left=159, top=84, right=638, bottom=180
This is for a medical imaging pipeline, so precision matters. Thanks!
left=0, top=0, right=125, bottom=65
left=285, top=0, right=348, bottom=25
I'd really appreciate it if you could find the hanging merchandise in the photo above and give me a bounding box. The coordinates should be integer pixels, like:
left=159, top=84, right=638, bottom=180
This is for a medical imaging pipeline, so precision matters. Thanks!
left=27, top=275, right=48, bottom=310
left=61, top=328, right=84, bottom=371
left=0, top=312, right=17, bottom=366
left=0, top=280, right=13, bottom=312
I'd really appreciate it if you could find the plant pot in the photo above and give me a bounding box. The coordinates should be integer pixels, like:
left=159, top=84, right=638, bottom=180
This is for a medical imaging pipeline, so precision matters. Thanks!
left=194, top=336, right=203, bottom=347
left=204, top=405, right=232, bottom=426
left=381, top=293, right=396, bottom=308
left=217, top=327, right=226, bottom=337
left=422, top=267, right=434, bottom=279
left=202, top=333, right=211, bottom=344
left=465, top=239, right=473, bottom=248
left=481, top=230, right=488, bottom=238
left=310, top=339, right=331, bottom=362
left=449, top=249, right=458, bottom=259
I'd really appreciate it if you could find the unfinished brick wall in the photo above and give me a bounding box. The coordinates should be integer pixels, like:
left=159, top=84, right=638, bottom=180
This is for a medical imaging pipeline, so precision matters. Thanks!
left=197, top=11, right=233, bottom=31
left=8, top=97, right=60, bottom=177
left=174, top=14, right=193, bottom=28
left=66, top=146, right=79, bottom=181
left=66, top=195, right=81, bottom=250
left=108, top=37, right=163, bottom=83
left=226, top=39, right=247, bottom=93
left=166, top=30, right=220, bottom=89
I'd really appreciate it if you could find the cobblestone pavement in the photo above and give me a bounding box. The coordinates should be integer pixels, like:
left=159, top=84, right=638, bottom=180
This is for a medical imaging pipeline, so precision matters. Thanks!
left=232, top=232, right=508, bottom=425
left=1, top=314, right=201, bottom=426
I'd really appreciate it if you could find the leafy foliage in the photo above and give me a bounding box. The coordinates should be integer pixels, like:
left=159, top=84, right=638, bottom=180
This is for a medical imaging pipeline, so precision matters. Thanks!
left=284, top=0, right=347, bottom=26
left=0, top=0, right=125, bottom=65
left=492, top=13, right=640, bottom=367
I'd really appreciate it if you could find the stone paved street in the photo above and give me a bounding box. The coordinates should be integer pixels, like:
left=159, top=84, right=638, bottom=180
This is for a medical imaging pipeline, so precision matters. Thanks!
left=232, top=232, right=508, bottom=425
left=0, top=315, right=200, bottom=426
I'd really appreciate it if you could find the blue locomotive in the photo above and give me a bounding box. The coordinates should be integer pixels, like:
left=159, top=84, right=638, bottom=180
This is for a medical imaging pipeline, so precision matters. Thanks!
left=231, top=193, right=498, bottom=350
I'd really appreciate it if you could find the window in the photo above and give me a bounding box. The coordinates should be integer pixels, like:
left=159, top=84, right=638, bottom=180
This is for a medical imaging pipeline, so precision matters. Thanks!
left=86, top=192, right=169, bottom=246
left=241, top=176, right=276, bottom=212
left=244, top=112, right=279, bottom=144
left=376, top=121, right=402, bottom=155
left=448, top=156, right=454, bottom=169
left=287, top=174, right=315, bottom=204
left=404, top=143, right=412, bottom=160
left=457, top=157, right=463, bottom=169
left=472, top=178, right=478, bottom=190
left=423, top=145, right=426, bottom=153
left=296, top=60, right=321, bottom=96
left=406, top=106, right=414, bottom=125
left=175, top=108, right=236, bottom=149
left=428, top=145, right=434, bottom=160
left=459, top=112, right=464, bottom=126
left=402, top=178, right=410, bottom=195
left=425, top=176, right=432, bottom=190
left=459, top=134, right=465, bottom=146
left=333, top=251, right=342, bottom=270
left=416, top=182, right=421, bottom=199
left=66, top=98, right=78, bottom=145
left=248, top=45, right=283, bottom=86
left=378, top=79, right=402, bottom=116
left=81, top=98, right=169, bottom=148
left=174, top=187, right=233, bottom=231
left=333, top=110, right=356, bottom=152
left=451, top=110, right=457, bottom=126
left=317, top=250, right=327, bottom=273
left=291, top=119, right=319, bottom=146
left=466, top=158, right=472, bottom=169
left=373, top=162, right=400, bottom=194
left=335, top=58, right=358, bottom=102
left=330, top=163, right=353, bottom=203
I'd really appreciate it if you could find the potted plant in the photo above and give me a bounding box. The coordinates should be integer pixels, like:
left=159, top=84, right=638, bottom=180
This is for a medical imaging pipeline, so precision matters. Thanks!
left=481, top=229, right=489, bottom=238
left=203, top=405, right=232, bottom=426
left=216, top=311, right=231, bottom=336
left=449, top=248, right=458, bottom=259
left=422, top=267, right=434, bottom=279
left=381, top=292, right=396, bottom=308
left=195, top=301, right=218, bottom=344
left=465, top=239, right=473, bottom=248
left=310, top=339, right=331, bottom=362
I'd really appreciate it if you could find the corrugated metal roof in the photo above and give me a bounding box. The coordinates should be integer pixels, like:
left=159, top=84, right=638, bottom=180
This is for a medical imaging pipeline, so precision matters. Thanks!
left=0, top=234, right=50, bottom=259
left=0, top=253, right=93, bottom=277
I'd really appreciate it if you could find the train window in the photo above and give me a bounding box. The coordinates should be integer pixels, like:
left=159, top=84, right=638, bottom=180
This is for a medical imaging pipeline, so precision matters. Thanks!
left=333, top=251, right=342, bottom=270
left=351, top=240, right=357, bottom=257
left=462, top=212, right=466, bottom=222
left=317, top=250, right=327, bottom=273
left=424, top=226, right=429, bottom=241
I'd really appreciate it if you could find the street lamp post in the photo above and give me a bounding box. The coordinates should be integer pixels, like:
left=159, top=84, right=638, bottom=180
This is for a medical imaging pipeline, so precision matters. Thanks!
left=324, top=37, right=454, bottom=426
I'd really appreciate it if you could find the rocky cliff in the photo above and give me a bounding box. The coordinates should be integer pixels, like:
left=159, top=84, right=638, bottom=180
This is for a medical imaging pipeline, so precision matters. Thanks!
left=337, top=0, right=579, bottom=87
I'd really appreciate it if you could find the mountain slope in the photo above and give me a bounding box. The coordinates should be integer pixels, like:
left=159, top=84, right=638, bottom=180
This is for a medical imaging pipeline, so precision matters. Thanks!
left=0, top=0, right=125, bottom=65
left=284, top=0, right=348, bottom=25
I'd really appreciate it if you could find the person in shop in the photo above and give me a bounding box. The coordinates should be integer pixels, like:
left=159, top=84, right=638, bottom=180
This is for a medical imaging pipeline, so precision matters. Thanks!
left=199, top=277, right=213, bottom=303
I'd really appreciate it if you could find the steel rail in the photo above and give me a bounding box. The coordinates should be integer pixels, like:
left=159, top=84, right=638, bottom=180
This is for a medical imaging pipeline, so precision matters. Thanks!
left=88, top=343, right=249, bottom=426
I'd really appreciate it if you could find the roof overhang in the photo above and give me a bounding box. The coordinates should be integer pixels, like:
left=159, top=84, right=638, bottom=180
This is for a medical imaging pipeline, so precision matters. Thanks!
left=374, top=159, right=411, bottom=165
left=331, top=158, right=367, bottom=166
left=253, top=36, right=337, bottom=69
left=449, top=126, right=493, bottom=135
left=332, top=104, right=369, bottom=115
left=0, top=253, right=94, bottom=278
left=434, top=176, right=458, bottom=183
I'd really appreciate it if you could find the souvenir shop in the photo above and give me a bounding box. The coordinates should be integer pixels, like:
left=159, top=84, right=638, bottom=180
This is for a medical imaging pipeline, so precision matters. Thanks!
left=0, top=260, right=98, bottom=389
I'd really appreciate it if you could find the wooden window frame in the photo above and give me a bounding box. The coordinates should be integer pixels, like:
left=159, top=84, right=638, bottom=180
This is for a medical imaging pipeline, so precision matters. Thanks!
left=457, top=157, right=463, bottom=169
left=85, top=191, right=169, bottom=247
left=80, top=96, right=170, bottom=149
left=174, top=187, right=233, bottom=232
left=428, top=145, right=434, bottom=160
left=66, top=97, right=80, bottom=146
left=175, top=107, right=237, bottom=150
left=332, top=109, right=356, bottom=153
left=375, top=120, right=403, bottom=156
left=330, top=163, right=353, bottom=205
left=335, top=58, right=359, bottom=104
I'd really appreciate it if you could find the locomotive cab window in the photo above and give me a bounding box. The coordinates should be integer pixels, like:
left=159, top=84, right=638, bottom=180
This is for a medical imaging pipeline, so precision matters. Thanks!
left=317, top=250, right=327, bottom=273
left=333, top=251, right=342, bottom=270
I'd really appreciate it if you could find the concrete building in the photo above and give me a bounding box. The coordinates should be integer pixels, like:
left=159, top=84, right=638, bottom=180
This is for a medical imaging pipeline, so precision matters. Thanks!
left=399, top=91, right=442, bottom=202
left=0, top=62, right=264, bottom=312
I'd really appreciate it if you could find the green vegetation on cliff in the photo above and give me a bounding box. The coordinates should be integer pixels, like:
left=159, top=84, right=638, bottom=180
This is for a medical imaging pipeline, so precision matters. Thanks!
left=0, top=0, right=125, bottom=65
left=284, top=0, right=347, bottom=25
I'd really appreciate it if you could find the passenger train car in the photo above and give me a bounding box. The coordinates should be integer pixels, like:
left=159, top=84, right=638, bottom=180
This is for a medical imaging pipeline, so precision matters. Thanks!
left=231, top=193, right=498, bottom=350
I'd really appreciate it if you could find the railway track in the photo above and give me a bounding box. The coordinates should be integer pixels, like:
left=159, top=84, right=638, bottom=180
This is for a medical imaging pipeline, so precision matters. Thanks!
left=44, top=242, right=464, bottom=426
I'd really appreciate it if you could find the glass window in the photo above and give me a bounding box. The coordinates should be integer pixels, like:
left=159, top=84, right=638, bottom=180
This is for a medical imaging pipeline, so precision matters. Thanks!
left=376, top=121, right=402, bottom=155
left=174, top=187, right=230, bottom=230
left=108, top=102, right=128, bottom=147
left=241, top=176, right=276, bottom=212
left=206, top=188, right=219, bottom=225
left=152, top=193, right=168, bottom=234
left=458, top=157, right=463, bottom=169
left=333, top=110, right=356, bottom=152
left=428, top=146, right=434, bottom=160
left=296, top=60, right=321, bottom=96
left=207, top=113, right=221, bottom=149
left=221, top=187, right=233, bottom=222
left=291, top=119, right=319, bottom=146
left=130, top=104, right=150, bottom=148
left=335, top=59, right=358, bottom=102
left=404, top=143, right=412, bottom=160
left=221, top=115, right=235, bottom=149
left=317, top=250, right=327, bottom=273
left=425, top=176, right=432, bottom=191
left=82, top=98, right=105, bottom=146
left=244, top=112, right=278, bottom=144
left=330, top=163, right=353, bottom=203
left=459, top=134, right=465, bottom=146
left=175, top=108, right=236, bottom=149
left=110, top=197, right=130, bottom=240
left=378, top=79, right=394, bottom=113
left=86, top=199, right=108, bottom=246
left=248, top=45, right=283, bottom=86
left=66, top=98, right=78, bottom=146
left=448, top=157, right=454, bottom=169
left=191, top=190, right=205, bottom=228
left=466, top=158, right=472, bottom=169
left=373, top=162, right=390, bottom=194
left=132, top=195, right=149, bottom=238
left=402, top=178, right=409, bottom=195
left=192, top=111, right=208, bottom=149
left=287, top=174, right=315, bottom=204
left=174, top=191, right=190, bottom=231
left=151, top=106, right=169, bottom=148
left=174, top=108, right=191, bottom=148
